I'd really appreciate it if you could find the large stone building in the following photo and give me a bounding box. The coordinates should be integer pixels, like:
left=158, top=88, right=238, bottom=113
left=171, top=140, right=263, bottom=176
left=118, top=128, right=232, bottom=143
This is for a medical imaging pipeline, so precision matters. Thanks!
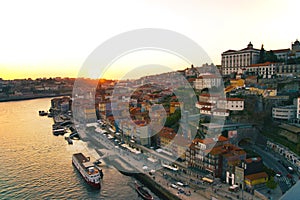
left=221, top=40, right=300, bottom=77
left=221, top=42, right=260, bottom=75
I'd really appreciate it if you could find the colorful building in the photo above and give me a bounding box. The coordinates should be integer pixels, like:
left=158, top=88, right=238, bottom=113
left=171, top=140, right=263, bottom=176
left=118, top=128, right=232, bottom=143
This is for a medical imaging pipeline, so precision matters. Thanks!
left=244, top=172, right=268, bottom=189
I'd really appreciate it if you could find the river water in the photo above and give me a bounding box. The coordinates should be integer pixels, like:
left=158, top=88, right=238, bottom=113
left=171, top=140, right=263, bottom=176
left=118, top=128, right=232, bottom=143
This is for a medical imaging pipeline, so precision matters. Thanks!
left=0, top=98, right=140, bottom=199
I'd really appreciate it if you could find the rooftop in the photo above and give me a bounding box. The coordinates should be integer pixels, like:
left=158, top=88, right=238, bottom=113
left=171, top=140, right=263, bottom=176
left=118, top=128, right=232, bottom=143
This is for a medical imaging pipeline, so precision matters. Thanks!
left=249, top=62, right=276, bottom=67
left=192, top=135, right=228, bottom=145
left=245, top=157, right=262, bottom=163
left=197, top=101, right=215, bottom=106
left=272, top=48, right=290, bottom=53
left=245, top=172, right=268, bottom=181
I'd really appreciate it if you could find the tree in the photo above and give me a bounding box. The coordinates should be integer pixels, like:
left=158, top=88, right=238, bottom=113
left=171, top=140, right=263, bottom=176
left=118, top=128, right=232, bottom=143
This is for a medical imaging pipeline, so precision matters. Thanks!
left=296, top=143, right=300, bottom=155
left=259, top=45, right=278, bottom=63
left=165, top=109, right=181, bottom=129
left=265, top=50, right=278, bottom=63
left=259, top=45, right=266, bottom=63
left=266, top=177, right=277, bottom=190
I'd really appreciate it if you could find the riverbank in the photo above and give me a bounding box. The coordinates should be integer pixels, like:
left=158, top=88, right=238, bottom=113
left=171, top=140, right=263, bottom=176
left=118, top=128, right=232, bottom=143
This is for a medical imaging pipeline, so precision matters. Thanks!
left=0, top=93, right=72, bottom=103
left=134, top=173, right=181, bottom=200
left=90, top=139, right=182, bottom=200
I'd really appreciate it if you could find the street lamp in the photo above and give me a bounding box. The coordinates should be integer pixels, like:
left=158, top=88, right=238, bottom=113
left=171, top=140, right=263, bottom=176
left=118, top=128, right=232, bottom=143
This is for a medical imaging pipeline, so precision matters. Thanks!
left=240, top=179, right=244, bottom=200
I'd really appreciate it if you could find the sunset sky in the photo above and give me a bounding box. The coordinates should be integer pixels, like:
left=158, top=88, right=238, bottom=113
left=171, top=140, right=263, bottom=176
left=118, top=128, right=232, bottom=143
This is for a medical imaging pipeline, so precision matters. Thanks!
left=0, top=0, right=298, bottom=80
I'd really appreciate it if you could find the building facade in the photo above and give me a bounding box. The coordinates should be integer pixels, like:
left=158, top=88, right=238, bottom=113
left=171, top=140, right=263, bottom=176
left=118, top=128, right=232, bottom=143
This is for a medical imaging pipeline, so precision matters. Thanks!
left=193, top=74, right=222, bottom=90
left=276, top=64, right=300, bottom=76
left=247, top=62, right=277, bottom=79
left=217, top=98, right=244, bottom=111
left=185, top=137, right=247, bottom=180
left=272, top=105, right=296, bottom=121
left=221, top=42, right=260, bottom=75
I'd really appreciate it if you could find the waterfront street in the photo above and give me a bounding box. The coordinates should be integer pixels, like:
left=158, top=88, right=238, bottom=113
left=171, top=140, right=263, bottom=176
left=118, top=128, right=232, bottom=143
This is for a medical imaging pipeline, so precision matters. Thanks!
left=81, top=122, right=270, bottom=200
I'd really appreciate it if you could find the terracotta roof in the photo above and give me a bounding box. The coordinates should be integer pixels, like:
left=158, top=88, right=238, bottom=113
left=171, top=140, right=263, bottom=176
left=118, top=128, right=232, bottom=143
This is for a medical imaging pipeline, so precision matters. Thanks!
left=197, top=102, right=214, bottom=106
left=245, top=172, right=268, bottom=181
left=218, top=136, right=228, bottom=141
left=245, top=157, right=262, bottom=163
left=188, top=78, right=196, bottom=82
left=133, top=120, right=147, bottom=126
left=170, top=102, right=181, bottom=106
left=226, top=97, right=244, bottom=101
left=272, top=48, right=290, bottom=53
left=159, top=131, right=176, bottom=140
left=210, top=144, right=245, bottom=156
left=201, top=107, right=212, bottom=111
left=192, top=135, right=228, bottom=145
left=223, top=148, right=246, bottom=158
left=199, top=93, right=220, bottom=97
left=198, top=74, right=220, bottom=79
left=249, top=62, right=275, bottom=67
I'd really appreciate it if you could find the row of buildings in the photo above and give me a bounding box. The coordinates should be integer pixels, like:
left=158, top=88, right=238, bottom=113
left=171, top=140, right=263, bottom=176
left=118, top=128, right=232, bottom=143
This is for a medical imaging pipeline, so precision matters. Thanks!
left=156, top=128, right=268, bottom=190
left=0, top=77, right=74, bottom=100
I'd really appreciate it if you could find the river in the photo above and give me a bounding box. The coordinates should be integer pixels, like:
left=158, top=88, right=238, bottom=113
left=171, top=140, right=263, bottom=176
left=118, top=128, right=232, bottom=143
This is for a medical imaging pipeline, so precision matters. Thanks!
left=0, top=98, right=141, bottom=199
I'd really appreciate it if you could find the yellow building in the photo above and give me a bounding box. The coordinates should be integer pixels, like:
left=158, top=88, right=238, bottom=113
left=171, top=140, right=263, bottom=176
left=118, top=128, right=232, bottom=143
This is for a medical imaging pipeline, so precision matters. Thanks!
left=244, top=172, right=268, bottom=188
left=225, top=79, right=245, bottom=93
left=230, top=78, right=245, bottom=88
left=170, top=102, right=181, bottom=114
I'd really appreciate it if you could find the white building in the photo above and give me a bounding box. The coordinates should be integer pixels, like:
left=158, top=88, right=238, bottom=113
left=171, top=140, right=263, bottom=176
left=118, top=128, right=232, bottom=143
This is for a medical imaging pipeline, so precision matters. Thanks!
left=198, top=93, right=221, bottom=104
left=212, top=108, right=230, bottom=117
left=193, top=74, right=222, bottom=90
left=221, top=42, right=260, bottom=75
left=197, top=96, right=243, bottom=116
left=247, top=62, right=277, bottom=79
left=272, top=105, right=296, bottom=121
left=217, top=98, right=244, bottom=111
left=195, top=101, right=215, bottom=110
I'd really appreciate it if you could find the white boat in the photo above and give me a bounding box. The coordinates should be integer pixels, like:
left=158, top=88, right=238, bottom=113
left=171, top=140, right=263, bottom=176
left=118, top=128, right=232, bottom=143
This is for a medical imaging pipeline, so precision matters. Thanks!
left=72, top=153, right=102, bottom=189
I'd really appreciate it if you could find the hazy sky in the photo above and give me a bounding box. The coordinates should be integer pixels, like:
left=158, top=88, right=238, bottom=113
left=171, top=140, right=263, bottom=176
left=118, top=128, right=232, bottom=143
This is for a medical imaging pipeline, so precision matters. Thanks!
left=0, top=0, right=298, bottom=80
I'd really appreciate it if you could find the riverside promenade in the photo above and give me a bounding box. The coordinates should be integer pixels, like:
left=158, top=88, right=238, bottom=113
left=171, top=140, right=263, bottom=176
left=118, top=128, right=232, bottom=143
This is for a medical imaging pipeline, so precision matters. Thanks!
left=78, top=122, right=266, bottom=200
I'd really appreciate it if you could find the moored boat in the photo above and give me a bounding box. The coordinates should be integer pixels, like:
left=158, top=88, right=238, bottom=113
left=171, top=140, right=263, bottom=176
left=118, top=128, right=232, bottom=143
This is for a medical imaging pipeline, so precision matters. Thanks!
left=135, top=181, right=153, bottom=200
left=72, top=153, right=102, bottom=189
left=38, top=110, right=48, bottom=116
left=65, top=136, right=73, bottom=144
